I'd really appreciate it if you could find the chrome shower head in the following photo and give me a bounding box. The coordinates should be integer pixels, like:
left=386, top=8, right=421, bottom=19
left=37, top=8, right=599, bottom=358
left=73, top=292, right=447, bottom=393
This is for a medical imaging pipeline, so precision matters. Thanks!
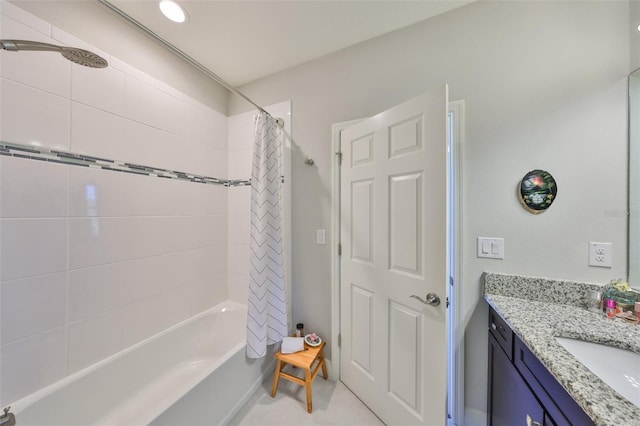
left=0, top=39, right=108, bottom=68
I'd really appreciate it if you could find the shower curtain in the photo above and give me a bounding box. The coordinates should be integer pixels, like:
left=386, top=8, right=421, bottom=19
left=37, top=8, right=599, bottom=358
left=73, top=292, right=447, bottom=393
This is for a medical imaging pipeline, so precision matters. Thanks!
left=246, top=112, right=288, bottom=359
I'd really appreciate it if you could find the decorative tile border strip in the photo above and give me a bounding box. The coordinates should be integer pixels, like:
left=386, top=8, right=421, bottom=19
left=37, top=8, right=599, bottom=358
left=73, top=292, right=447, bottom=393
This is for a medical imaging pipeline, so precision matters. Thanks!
left=0, top=141, right=252, bottom=187
left=226, top=179, right=253, bottom=187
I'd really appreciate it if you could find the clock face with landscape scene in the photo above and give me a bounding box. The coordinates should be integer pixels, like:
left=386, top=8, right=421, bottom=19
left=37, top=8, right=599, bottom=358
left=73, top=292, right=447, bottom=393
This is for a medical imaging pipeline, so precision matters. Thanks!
left=518, top=170, right=557, bottom=214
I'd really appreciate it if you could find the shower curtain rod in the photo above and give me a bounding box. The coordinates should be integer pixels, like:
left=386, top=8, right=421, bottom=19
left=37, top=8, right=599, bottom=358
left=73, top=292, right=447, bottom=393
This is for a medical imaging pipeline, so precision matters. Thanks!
left=98, top=0, right=274, bottom=118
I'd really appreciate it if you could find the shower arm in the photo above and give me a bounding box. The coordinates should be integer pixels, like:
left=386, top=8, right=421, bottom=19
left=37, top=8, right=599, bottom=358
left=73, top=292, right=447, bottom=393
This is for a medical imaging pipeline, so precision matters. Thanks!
left=0, top=40, right=62, bottom=52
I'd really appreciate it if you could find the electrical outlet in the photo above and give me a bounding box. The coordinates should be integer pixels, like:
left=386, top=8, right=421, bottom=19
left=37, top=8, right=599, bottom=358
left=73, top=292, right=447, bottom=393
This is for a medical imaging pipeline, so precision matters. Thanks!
left=588, top=242, right=612, bottom=267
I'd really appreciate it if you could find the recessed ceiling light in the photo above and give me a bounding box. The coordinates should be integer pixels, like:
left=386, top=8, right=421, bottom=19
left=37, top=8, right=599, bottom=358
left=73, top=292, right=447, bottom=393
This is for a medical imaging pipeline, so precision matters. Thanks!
left=159, top=0, right=188, bottom=23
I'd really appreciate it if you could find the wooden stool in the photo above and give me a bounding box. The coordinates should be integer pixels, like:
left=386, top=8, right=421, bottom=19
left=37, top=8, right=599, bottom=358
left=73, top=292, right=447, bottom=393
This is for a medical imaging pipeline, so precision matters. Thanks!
left=271, top=340, right=328, bottom=413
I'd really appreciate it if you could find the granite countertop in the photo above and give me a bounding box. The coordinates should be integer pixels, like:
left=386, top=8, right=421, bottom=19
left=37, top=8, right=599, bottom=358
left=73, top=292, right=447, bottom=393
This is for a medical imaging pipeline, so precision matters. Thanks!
left=484, top=272, right=640, bottom=426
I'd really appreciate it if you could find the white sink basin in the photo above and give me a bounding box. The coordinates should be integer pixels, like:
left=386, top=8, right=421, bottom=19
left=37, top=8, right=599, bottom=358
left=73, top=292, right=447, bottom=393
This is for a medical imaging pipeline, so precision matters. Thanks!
left=555, top=337, right=640, bottom=408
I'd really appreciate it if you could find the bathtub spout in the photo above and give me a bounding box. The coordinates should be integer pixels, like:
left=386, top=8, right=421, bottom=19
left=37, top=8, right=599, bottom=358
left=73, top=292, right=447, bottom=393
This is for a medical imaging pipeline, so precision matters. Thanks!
left=0, top=407, right=15, bottom=426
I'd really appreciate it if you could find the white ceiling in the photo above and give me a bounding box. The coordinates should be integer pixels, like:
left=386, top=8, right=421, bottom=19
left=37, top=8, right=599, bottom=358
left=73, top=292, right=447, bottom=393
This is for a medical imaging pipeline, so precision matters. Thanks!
left=104, top=0, right=474, bottom=87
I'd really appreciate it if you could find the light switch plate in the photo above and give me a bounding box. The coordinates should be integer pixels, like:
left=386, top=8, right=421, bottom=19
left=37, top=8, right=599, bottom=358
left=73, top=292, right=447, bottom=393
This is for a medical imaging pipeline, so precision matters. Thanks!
left=316, top=229, right=326, bottom=245
left=477, top=237, right=504, bottom=259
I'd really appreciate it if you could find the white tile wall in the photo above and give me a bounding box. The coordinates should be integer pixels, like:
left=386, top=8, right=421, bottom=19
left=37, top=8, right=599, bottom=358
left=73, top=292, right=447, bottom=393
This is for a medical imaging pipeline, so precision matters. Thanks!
left=0, top=218, right=67, bottom=281
left=0, top=79, right=71, bottom=149
left=123, top=74, right=165, bottom=129
left=122, top=119, right=171, bottom=168
left=1, top=273, right=67, bottom=344
left=121, top=173, right=173, bottom=217
left=120, top=256, right=170, bottom=305
left=68, top=264, right=123, bottom=322
left=70, top=102, right=125, bottom=160
left=0, top=327, right=67, bottom=405
left=0, top=156, right=68, bottom=218
left=68, top=217, right=126, bottom=268
left=228, top=239, right=250, bottom=275
left=121, top=294, right=165, bottom=348
left=227, top=107, right=252, bottom=299
left=229, top=214, right=251, bottom=245
left=67, top=309, right=123, bottom=374
left=192, top=274, right=227, bottom=313
left=194, top=103, right=228, bottom=150
left=160, top=285, right=193, bottom=327
left=229, top=185, right=251, bottom=215
left=227, top=204, right=250, bottom=303
left=71, top=64, right=124, bottom=116
left=227, top=113, right=255, bottom=152
left=162, top=93, right=191, bottom=140
left=228, top=272, right=250, bottom=305
left=69, top=166, right=124, bottom=218
left=228, top=149, right=252, bottom=180
left=0, top=3, right=230, bottom=406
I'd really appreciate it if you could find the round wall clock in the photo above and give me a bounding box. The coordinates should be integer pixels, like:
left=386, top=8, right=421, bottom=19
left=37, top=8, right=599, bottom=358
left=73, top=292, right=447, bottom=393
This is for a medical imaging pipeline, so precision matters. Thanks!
left=518, top=169, right=557, bottom=214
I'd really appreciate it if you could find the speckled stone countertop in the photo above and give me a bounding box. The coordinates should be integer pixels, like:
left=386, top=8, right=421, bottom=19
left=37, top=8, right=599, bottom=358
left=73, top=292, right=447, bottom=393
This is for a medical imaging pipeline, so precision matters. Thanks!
left=484, top=272, right=640, bottom=426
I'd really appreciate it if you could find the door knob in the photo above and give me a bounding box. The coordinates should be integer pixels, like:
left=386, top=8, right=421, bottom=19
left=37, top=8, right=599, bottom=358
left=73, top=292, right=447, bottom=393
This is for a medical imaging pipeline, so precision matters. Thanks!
left=410, top=293, right=440, bottom=306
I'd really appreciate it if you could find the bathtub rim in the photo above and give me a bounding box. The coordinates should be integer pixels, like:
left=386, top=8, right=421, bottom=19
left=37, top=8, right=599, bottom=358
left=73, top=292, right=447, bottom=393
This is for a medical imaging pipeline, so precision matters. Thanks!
left=9, top=300, right=249, bottom=418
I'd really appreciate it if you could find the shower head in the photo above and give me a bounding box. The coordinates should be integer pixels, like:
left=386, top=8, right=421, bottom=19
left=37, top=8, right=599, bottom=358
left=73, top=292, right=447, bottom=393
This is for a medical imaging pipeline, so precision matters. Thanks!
left=0, top=39, right=108, bottom=68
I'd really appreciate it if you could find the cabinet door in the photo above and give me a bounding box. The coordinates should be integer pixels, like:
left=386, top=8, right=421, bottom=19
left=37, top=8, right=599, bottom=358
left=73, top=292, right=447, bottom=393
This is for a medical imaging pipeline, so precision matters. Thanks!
left=488, top=334, right=545, bottom=426
left=514, top=338, right=594, bottom=426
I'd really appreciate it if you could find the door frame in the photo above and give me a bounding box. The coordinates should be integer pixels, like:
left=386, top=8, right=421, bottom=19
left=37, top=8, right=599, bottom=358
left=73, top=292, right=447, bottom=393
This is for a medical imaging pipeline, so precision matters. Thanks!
left=448, top=99, right=465, bottom=425
left=330, top=100, right=465, bottom=424
left=330, top=118, right=362, bottom=380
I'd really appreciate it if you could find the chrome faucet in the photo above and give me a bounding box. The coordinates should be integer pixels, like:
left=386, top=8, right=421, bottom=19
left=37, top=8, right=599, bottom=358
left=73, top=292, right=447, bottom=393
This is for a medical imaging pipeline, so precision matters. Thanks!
left=0, top=407, right=16, bottom=426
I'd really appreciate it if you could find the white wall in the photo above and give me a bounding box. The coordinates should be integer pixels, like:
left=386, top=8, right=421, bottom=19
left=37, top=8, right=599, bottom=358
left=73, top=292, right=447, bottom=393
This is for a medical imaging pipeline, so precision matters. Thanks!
left=0, top=1, right=229, bottom=405
left=229, top=0, right=630, bottom=418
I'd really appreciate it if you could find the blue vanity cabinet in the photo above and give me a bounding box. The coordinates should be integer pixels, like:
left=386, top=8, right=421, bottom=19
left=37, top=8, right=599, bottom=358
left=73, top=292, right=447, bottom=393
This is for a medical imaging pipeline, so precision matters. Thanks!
left=487, top=306, right=595, bottom=426
left=488, top=332, right=545, bottom=425
left=488, top=308, right=546, bottom=426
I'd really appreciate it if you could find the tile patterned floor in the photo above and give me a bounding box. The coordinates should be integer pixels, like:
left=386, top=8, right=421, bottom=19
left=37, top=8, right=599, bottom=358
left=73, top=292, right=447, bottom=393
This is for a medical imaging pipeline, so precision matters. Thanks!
left=229, top=371, right=384, bottom=426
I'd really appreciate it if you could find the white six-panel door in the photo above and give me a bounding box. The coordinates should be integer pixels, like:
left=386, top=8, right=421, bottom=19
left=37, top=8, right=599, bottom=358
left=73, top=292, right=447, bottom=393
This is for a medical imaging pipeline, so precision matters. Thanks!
left=340, top=86, right=448, bottom=425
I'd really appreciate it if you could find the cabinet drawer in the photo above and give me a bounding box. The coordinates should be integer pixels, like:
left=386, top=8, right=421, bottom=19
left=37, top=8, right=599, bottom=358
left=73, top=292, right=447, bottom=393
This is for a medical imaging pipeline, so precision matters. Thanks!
left=489, top=307, right=513, bottom=360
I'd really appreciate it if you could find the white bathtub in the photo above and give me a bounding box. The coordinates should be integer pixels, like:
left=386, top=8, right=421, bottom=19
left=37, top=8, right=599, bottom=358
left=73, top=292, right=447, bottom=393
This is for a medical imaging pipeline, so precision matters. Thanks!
left=11, top=301, right=276, bottom=426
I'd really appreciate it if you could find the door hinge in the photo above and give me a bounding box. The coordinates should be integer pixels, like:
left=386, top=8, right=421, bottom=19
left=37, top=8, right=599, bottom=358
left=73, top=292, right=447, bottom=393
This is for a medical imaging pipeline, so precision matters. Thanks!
left=446, top=297, right=450, bottom=308
left=335, top=151, right=343, bottom=165
left=338, top=334, right=341, bottom=347
left=338, top=243, right=342, bottom=256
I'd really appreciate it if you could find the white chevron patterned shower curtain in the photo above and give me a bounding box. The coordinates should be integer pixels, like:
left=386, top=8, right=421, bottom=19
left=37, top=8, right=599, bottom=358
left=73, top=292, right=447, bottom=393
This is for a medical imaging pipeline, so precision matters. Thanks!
left=246, top=112, right=288, bottom=359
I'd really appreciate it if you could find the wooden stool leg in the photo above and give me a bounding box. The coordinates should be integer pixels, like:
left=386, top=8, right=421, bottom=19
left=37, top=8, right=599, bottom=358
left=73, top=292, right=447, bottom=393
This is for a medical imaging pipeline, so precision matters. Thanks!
left=319, top=347, right=328, bottom=380
left=304, top=367, right=313, bottom=413
left=271, top=359, right=282, bottom=398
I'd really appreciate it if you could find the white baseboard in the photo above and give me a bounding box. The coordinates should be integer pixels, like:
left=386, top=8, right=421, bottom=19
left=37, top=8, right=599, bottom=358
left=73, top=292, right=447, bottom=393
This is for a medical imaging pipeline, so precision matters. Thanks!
left=325, top=359, right=339, bottom=381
